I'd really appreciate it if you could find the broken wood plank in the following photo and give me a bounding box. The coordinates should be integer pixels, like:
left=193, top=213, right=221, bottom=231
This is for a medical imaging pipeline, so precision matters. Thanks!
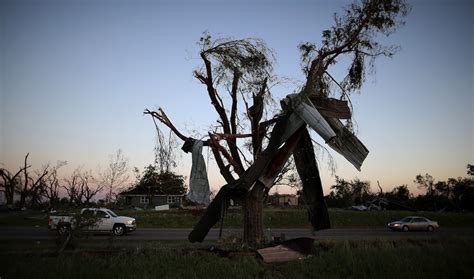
left=258, top=127, right=304, bottom=188
left=257, top=238, right=314, bottom=263
left=189, top=114, right=298, bottom=243
left=293, top=127, right=330, bottom=231
left=257, top=245, right=307, bottom=263
left=309, top=96, right=351, bottom=119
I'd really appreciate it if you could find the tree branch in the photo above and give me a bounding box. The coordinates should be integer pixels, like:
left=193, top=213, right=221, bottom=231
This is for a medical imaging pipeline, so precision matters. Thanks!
left=197, top=53, right=245, bottom=174
left=144, top=108, right=189, bottom=142
left=249, top=79, right=267, bottom=158
left=212, top=133, right=252, bottom=140
left=210, top=135, right=243, bottom=176
left=230, top=70, right=240, bottom=135
left=198, top=53, right=231, bottom=133
left=304, top=5, right=374, bottom=95
left=22, top=153, right=29, bottom=193
left=226, top=70, right=245, bottom=174
left=208, top=133, right=235, bottom=183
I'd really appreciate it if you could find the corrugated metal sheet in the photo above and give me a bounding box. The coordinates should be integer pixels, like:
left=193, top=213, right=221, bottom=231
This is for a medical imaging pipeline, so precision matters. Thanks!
left=284, top=94, right=336, bottom=142
left=325, top=118, right=369, bottom=171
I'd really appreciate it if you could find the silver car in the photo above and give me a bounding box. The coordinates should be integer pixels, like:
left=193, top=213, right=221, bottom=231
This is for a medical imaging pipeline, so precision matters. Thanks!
left=388, top=216, right=439, bottom=232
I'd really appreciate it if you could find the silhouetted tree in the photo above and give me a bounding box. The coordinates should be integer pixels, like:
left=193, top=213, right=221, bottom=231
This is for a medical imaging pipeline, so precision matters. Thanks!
left=150, top=121, right=178, bottom=174
left=390, top=184, right=411, bottom=202
left=0, top=153, right=50, bottom=208
left=450, top=177, right=474, bottom=210
left=350, top=178, right=371, bottom=204
left=146, top=0, right=408, bottom=247
left=63, top=167, right=103, bottom=206
left=81, top=170, right=103, bottom=206
left=100, top=149, right=130, bottom=204
left=0, top=158, right=28, bottom=207
left=434, top=181, right=450, bottom=198
left=63, top=168, right=83, bottom=206
left=17, top=154, right=50, bottom=207
left=327, top=176, right=372, bottom=206
left=328, top=176, right=352, bottom=207
left=135, top=165, right=186, bottom=195
left=40, top=161, right=67, bottom=207
left=414, top=173, right=435, bottom=196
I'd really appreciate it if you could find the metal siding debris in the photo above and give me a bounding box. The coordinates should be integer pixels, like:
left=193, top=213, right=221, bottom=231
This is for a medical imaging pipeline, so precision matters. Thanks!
left=325, top=118, right=369, bottom=171
left=154, top=204, right=170, bottom=211
left=187, top=140, right=211, bottom=205
left=258, top=128, right=304, bottom=188
left=284, top=94, right=336, bottom=142
left=188, top=93, right=369, bottom=242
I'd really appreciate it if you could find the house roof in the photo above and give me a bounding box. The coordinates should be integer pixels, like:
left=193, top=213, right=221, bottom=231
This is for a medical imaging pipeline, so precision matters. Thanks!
left=119, top=187, right=148, bottom=195
left=119, top=187, right=185, bottom=197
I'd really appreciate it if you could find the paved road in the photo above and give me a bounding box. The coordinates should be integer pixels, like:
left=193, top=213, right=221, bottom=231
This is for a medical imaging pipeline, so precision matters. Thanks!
left=1, top=227, right=473, bottom=241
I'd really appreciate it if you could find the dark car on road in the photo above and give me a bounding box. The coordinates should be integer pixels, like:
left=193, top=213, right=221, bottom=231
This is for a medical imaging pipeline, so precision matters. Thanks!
left=388, top=216, right=439, bottom=232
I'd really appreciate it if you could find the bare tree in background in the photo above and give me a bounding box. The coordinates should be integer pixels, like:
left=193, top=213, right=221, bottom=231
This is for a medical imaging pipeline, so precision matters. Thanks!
left=41, top=161, right=68, bottom=207
left=63, top=167, right=103, bottom=206
left=15, top=153, right=49, bottom=207
left=414, top=173, right=435, bottom=196
left=63, top=167, right=85, bottom=206
left=0, top=162, right=27, bottom=208
left=1, top=154, right=67, bottom=208
left=151, top=118, right=178, bottom=174
left=100, top=149, right=130, bottom=204
left=81, top=170, right=103, bottom=206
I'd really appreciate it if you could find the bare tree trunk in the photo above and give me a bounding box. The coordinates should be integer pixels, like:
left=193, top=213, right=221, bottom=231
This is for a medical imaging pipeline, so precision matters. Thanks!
left=6, top=190, right=14, bottom=207
left=19, top=192, right=27, bottom=208
left=242, top=183, right=265, bottom=248
left=20, top=154, right=29, bottom=208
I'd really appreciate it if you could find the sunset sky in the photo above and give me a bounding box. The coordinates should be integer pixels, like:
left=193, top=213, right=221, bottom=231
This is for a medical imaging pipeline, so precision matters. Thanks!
left=1, top=0, right=472, bottom=196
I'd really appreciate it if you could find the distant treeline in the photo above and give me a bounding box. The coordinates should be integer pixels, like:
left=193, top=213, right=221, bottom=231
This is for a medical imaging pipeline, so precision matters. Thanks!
left=324, top=174, right=474, bottom=211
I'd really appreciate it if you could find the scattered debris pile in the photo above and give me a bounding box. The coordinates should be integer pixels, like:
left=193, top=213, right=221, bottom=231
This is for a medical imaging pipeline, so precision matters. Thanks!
left=257, top=237, right=315, bottom=263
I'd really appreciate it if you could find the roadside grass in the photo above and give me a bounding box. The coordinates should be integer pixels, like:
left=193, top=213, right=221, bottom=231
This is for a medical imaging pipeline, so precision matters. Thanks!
left=1, top=208, right=474, bottom=229
left=0, top=210, right=47, bottom=227
left=325, top=209, right=474, bottom=228
left=278, top=237, right=474, bottom=279
left=0, top=237, right=473, bottom=278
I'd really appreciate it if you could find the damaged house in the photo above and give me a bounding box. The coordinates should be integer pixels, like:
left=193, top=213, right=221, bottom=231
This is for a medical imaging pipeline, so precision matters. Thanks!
left=118, top=188, right=184, bottom=208
left=119, top=167, right=186, bottom=208
left=267, top=193, right=299, bottom=206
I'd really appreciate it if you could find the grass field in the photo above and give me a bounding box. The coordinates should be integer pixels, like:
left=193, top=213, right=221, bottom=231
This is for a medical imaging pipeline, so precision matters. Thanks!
left=1, top=237, right=473, bottom=278
left=2, top=208, right=474, bottom=229
left=1, top=209, right=473, bottom=278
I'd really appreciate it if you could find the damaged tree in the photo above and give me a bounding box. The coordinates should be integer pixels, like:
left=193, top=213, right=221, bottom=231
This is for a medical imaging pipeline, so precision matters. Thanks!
left=0, top=153, right=50, bottom=208
left=146, top=0, right=408, bottom=247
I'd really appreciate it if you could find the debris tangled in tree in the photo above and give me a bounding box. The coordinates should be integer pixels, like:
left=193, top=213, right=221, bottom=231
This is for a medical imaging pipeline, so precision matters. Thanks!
left=145, top=0, right=409, bottom=247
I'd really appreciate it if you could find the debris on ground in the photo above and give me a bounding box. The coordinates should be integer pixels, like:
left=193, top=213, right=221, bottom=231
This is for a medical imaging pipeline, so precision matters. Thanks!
left=257, top=237, right=314, bottom=263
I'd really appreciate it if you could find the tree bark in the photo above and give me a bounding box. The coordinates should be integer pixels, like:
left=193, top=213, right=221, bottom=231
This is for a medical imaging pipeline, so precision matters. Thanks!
left=242, top=182, right=265, bottom=248
left=20, top=153, right=30, bottom=207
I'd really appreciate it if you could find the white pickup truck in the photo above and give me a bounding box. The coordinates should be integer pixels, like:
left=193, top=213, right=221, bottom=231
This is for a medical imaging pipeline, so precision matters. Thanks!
left=48, top=208, right=136, bottom=236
